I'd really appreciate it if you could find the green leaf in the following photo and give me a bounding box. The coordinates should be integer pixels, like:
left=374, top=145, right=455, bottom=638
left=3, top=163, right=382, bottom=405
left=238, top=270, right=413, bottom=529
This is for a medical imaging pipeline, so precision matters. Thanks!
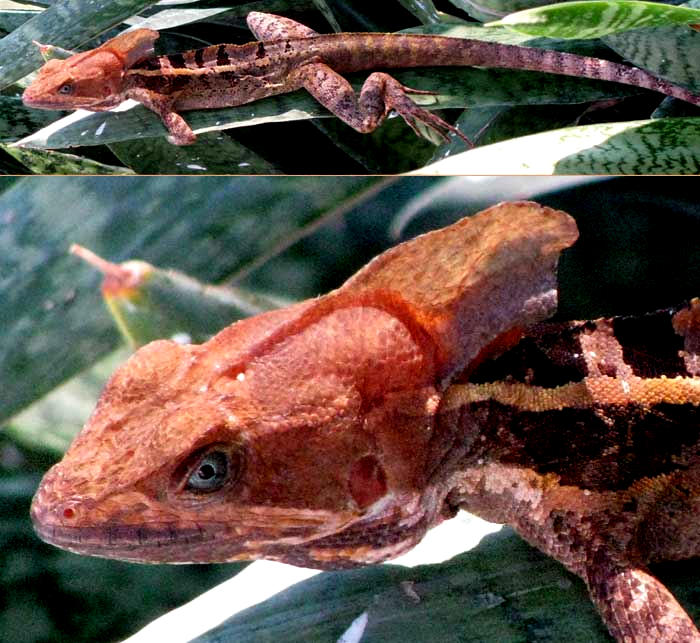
left=438, top=102, right=586, bottom=155
left=5, top=348, right=130, bottom=454
left=412, top=116, right=700, bottom=174
left=490, top=0, right=700, bottom=39
left=0, top=175, right=382, bottom=425
left=1, top=143, right=133, bottom=173
left=70, top=244, right=285, bottom=347
left=451, top=0, right=554, bottom=23
left=398, top=0, right=459, bottom=24
left=123, top=7, right=239, bottom=32
left=108, top=131, right=283, bottom=175
left=0, top=4, right=40, bottom=33
left=310, top=115, right=437, bottom=173
left=603, top=11, right=700, bottom=88
left=310, top=0, right=342, bottom=32
left=136, top=522, right=700, bottom=642
left=0, top=96, right=65, bottom=143
left=14, top=89, right=334, bottom=150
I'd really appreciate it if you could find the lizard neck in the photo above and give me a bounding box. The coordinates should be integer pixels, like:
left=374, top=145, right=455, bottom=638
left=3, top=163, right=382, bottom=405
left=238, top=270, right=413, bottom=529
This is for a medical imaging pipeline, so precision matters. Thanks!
left=437, top=304, right=700, bottom=527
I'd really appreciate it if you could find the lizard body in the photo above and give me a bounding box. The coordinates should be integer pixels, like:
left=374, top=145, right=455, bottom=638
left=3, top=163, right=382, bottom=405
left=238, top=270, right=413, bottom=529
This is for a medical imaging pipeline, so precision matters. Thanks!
left=22, top=12, right=700, bottom=144
left=31, top=202, right=700, bottom=641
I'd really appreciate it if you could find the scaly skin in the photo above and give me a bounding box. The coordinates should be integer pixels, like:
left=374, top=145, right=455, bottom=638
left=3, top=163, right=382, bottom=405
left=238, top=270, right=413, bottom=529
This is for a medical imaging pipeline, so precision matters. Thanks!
left=22, top=12, right=700, bottom=144
left=30, top=202, right=700, bottom=641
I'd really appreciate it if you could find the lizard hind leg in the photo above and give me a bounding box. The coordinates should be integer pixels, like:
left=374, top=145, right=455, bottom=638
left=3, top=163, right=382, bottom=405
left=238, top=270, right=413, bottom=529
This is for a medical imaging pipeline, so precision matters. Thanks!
left=362, top=73, right=473, bottom=146
left=246, top=11, right=319, bottom=40
left=293, top=62, right=472, bottom=146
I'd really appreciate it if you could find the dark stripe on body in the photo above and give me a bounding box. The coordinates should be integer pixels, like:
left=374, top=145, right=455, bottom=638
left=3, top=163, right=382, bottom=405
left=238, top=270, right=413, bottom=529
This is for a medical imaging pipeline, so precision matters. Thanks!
left=468, top=304, right=692, bottom=388
left=194, top=48, right=205, bottom=67
left=614, top=307, right=687, bottom=378
left=136, top=57, right=162, bottom=72
left=167, top=53, right=186, bottom=69
left=468, top=400, right=699, bottom=491
left=262, top=514, right=432, bottom=569
left=216, top=45, right=229, bottom=67
left=127, top=72, right=191, bottom=93
left=468, top=320, right=591, bottom=388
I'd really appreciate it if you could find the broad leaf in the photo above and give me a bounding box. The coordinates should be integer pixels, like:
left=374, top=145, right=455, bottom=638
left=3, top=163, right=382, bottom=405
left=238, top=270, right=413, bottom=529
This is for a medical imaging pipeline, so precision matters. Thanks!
left=0, top=175, right=381, bottom=425
left=414, top=117, right=700, bottom=174
left=491, top=0, right=700, bottom=39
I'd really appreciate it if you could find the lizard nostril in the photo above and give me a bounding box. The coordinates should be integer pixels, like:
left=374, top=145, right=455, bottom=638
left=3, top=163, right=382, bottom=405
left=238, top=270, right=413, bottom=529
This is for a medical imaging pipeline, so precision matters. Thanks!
left=62, top=507, right=76, bottom=519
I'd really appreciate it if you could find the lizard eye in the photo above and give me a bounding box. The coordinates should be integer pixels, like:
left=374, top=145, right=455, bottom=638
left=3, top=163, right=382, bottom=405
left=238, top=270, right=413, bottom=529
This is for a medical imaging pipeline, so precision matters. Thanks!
left=58, top=83, right=73, bottom=95
left=183, top=445, right=242, bottom=493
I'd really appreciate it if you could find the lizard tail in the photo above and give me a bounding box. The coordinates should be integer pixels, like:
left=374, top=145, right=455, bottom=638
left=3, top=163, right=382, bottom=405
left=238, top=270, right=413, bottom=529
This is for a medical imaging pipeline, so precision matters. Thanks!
left=489, top=43, right=700, bottom=106
left=326, top=35, right=700, bottom=106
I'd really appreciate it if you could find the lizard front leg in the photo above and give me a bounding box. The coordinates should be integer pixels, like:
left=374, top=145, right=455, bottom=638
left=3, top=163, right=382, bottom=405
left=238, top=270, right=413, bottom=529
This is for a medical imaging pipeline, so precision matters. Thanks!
left=125, top=87, right=196, bottom=145
left=585, top=554, right=700, bottom=642
left=290, top=61, right=471, bottom=145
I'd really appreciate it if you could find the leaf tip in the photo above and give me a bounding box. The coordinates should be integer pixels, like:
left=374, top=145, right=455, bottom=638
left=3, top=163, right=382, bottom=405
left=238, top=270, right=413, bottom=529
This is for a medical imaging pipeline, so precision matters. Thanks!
left=70, top=244, right=149, bottom=295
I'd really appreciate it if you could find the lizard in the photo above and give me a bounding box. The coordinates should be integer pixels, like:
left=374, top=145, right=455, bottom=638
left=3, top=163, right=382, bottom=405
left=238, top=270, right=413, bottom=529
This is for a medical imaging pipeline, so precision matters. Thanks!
left=21, top=11, right=700, bottom=145
left=31, top=201, right=700, bottom=641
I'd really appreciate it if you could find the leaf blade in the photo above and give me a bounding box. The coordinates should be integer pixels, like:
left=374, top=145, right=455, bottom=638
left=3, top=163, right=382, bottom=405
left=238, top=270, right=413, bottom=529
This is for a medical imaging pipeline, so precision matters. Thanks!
left=491, top=0, right=700, bottom=39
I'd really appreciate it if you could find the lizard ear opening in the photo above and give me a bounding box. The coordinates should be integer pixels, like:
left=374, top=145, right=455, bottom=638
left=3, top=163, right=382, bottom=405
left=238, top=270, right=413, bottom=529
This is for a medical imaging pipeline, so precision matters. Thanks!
left=349, top=455, right=387, bottom=510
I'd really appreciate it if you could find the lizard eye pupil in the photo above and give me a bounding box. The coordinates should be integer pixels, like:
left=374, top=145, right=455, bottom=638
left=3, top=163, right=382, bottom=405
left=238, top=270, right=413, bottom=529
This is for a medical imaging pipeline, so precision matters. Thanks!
left=58, top=83, right=73, bottom=95
left=185, top=449, right=231, bottom=492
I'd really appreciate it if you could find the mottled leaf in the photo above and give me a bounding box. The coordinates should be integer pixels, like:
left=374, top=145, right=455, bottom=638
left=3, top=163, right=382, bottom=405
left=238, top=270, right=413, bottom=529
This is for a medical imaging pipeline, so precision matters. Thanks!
left=413, top=116, right=700, bottom=174
left=492, top=0, right=700, bottom=39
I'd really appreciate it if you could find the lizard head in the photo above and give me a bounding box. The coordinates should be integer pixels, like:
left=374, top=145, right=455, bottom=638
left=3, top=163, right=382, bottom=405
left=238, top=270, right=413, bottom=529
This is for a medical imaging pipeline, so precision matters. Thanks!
left=31, top=297, right=450, bottom=567
left=31, top=202, right=578, bottom=568
left=22, top=29, right=158, bottom=111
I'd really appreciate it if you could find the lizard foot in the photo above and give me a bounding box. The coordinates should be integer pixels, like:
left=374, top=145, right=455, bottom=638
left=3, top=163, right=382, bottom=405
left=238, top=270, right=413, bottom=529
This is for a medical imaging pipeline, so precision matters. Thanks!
left=366, top=74, right=472, bottom=147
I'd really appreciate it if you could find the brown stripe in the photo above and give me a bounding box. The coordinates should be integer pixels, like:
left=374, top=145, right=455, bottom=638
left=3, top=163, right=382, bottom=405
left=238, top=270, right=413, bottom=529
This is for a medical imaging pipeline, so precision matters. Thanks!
left=468, top=304, right=696, bottom=389
left=216, top=44, right=229, bottom=67
left=167, top=52, right=186, bottom=69
left=133, top=56, right=162, bottom=72
left=614, top=307, right=687, bottom=378
left=194, top=47, right=205, bottom=67
left=457, top=399, right=700, bottom=491
left=467, top=320, right=591, bottom=389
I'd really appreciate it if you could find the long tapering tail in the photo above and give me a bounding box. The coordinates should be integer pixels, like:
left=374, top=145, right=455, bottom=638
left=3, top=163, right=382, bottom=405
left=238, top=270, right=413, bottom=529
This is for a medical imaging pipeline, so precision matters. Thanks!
left=317, top=33, right=700, bottom=106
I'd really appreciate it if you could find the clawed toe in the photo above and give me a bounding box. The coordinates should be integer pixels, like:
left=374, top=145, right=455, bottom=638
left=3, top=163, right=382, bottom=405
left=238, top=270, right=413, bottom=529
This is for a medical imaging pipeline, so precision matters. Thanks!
left=396, top=108, right=472, bottom=147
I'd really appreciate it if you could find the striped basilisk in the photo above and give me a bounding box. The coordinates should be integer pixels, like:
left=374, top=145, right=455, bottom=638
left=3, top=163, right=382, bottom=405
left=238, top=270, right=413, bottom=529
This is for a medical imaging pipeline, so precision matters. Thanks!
left=31, top=202, right=700, bottom=641
left=21, top=12, right=700, bottom=145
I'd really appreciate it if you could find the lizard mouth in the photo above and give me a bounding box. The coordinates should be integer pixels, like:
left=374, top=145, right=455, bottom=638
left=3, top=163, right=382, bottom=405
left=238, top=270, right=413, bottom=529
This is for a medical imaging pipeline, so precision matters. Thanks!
left=31, top=504, right=343, bottom=564
left=30, top=486, right=361, bottom=564
left=21, top=87, right=117, bottom=110
left=31, top=515, right=247, bottom=563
